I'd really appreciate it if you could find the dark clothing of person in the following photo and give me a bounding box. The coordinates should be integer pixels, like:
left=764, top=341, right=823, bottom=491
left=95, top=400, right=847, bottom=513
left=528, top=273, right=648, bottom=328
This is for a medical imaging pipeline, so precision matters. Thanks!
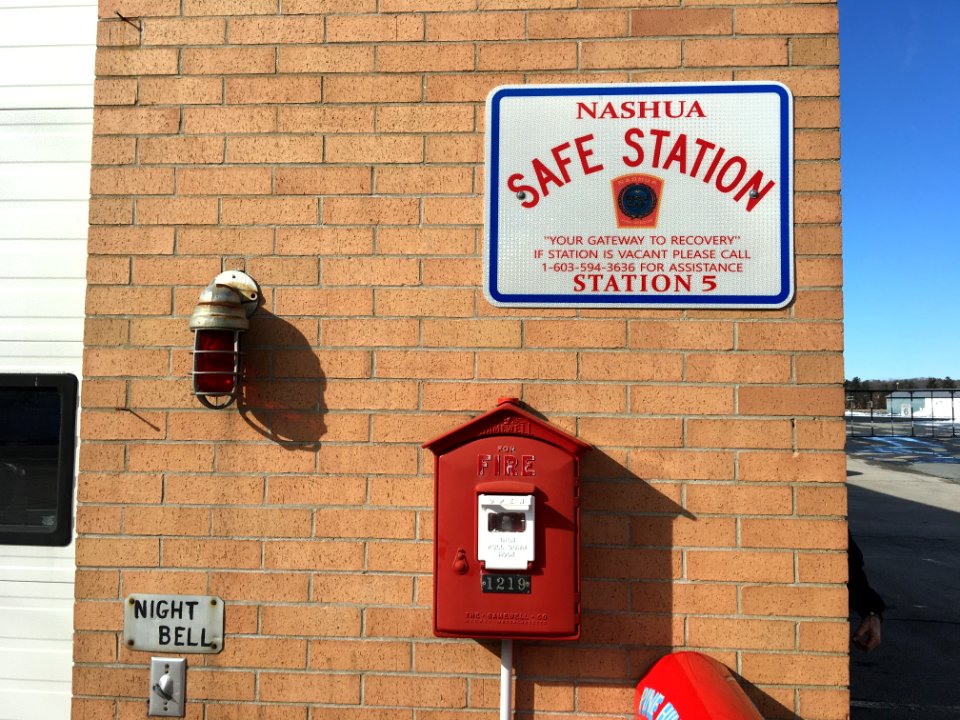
left=849, top=532, right=886, bottom=619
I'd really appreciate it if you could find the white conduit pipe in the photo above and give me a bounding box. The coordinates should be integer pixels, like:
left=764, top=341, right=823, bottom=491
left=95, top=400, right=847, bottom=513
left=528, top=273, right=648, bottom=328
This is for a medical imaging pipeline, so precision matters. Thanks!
left=500, top=639, right=514, bottom=720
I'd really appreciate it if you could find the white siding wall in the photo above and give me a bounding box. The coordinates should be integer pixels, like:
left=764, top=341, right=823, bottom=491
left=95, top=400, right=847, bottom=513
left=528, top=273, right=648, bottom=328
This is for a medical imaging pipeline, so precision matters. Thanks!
left=0, top=2, right=96, bottom=717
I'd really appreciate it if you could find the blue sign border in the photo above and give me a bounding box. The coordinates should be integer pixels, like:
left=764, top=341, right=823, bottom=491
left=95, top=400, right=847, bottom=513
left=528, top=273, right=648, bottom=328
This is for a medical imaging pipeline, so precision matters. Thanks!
left=485, top=83, right=794, bottom=308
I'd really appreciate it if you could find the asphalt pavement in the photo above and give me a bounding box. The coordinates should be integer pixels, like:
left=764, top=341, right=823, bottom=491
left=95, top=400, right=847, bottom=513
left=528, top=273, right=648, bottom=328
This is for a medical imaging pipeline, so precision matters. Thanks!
left=847, top=436, right=960, bottom=719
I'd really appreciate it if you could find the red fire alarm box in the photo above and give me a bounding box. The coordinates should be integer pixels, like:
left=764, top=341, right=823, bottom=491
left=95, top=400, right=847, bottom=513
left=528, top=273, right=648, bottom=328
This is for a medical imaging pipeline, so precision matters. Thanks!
left=424, top=398, right=591, bottom=640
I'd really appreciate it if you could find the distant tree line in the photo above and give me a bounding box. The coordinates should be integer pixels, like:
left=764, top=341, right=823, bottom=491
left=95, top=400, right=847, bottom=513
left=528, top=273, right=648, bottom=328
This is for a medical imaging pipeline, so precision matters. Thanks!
left=844, top=376, right=957, bottom=392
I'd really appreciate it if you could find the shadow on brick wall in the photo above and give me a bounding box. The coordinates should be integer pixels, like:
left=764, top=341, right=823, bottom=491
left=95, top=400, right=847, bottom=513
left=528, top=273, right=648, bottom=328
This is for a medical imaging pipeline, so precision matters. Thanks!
left=508, top=449, right=690, bottom=714
left=236, top=309, right=326, bottom=448
left=509, top=449, right=807, bottom=719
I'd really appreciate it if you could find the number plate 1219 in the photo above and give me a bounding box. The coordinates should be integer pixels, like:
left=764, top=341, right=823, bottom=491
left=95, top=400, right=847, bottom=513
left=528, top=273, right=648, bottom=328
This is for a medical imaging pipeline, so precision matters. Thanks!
left=481, top=574, right=531, bottom=594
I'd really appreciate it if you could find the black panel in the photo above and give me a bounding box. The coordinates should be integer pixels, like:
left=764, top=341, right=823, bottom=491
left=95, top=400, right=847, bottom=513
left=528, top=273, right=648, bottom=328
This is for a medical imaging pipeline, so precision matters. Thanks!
left=0, top=374, right=78, bottom=546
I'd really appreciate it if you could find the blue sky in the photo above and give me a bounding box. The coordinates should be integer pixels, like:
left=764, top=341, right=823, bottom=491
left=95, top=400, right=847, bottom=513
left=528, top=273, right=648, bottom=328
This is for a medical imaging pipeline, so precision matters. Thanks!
left=839, top=0, right=960, bottom=380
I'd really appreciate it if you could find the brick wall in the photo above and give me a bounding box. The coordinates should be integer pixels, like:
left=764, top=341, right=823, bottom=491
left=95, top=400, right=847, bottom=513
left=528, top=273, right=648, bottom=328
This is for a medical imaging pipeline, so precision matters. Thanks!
left=77, top=1, right=845, bottom=718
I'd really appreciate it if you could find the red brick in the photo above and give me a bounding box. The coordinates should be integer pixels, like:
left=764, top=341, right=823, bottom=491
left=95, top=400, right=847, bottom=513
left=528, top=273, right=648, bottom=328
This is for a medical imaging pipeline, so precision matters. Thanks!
left=379, top=43, right=474, bottom=73
left=630, top=321, right=733, bottom=350
left=631, top=385, right=733, bottom=415
left=688, top=618, right=794, bottom=650
left=627, top=449, right=734, bottom=481
left=142, top=18, right=225, bottom=45
left=796, top=98, right=840, bottom=130
left=742, top=518, right=846, bottom=550
left=686, top=353, right=790, bottom=383
left=796, top=161, right=841, bottom=191
left=311, top=640, right=412, bottom=673
left=77, top=538, right=159, bottom=567
left=177, top=167, right=272, bottom=195
left=426, top=72, right=523, bottom=102
left=263, top=541, right=364, bottom=571
left=324, top=74, right=423, bottom=103
left=162, top=539, right=262, bottom=569
left=322, top=320, right=417, bottom=348
left=138, top=136, right=225, bottom=164
left=137, top=197, right=218, bottom=225
left=186, top=668, right=256, bottom=701
left=378, top=288, right=474, bottom=317
left=182, top=0, right=278, bottom=15
left=478, top=352, right=577, bottom=380
left=799, top=621, right=848, bottom=653
left=375, top=350, right=473, bottom=379
left=365, top=676, right=466, bottom=708
left=525, top=319, right=626, bottom=349
left=687, top=550, right=794, bottom=582
left=742, top=585, right=847, bottom=618
left=318, top=444, right=418, bottom=475
left=279, top=46, right=374, bottom=73
left=91, top=137, right=134, bottom=164
left=792, top=37, right=840, bottom=66
left=799, top=688, right=850, bottom=720
left=425, top=134, right=483, bottom=163
left=380, top=0, right=471, bottom=10
left=81, top=409, right=164, bottom=441
left=632, top=8, right=732, bottom=35
left=128, top=443, right=215, bottom=472
left=479, top=42, right=577, bottom=71
left=688, top=419, right=792, bottom=449
left=326, top=135, right=423, bottom=165
left=427, top=12, right=524, bottom=41
left=276, top=166, right=371, bottom=195
left=686, top=38, right=787, bottom=67
left=230, top=15, right=325, bottom=43
left=796, top=419, right=846, bottom=450
left=738, top=68, right=839, bottom=97
left=139, top=77, right=223, bottom=105
left=227, top=136, right=325, bottom=164
left=96, top=48, right=178, bottom=76
left=580, top=351, right=683, bottom=382
left=421, top=382, right=521, bottom=411
left=379, top=228, right=475, bottom=255
left=84, top=348, right=168, bottom=377
left=165, top=475, right=264, bottom=505
left=94, top=78, right=136, bottom=105
left=685, top=484, right=792, bottom=516
left=581, top=39, right=680, bottom=69
left=580, top=416, right=682, bottom=448
left=634, top=515, right=736, bottom=547
left=93, top=107, right=179, bottom=134
left=521, top=385, right=626, bottom=416
left=736, top=6, right=838, bottom=35
left=183, top=106, right=277, bottom=134
left=582, top=547, right=680, bottom=580
left=738, top=322, right=843, bottom=351
left=739, top=385, right=844, bottom=417
left=226, top=76, right=323, bottom=104
left=221, top=197, right=318, bottom=225
left=527, top=10, right=627, bottom=38
left=741, top=653, right=847, bottom=687
left=739, top=451, right=846, bottom=482
left=277, top=227, right=373, bottom=256
left=328, top=14, right=424, bottom=42
left=89, top=198, right=132, bottom=224
left=262, top=604, right=362, bottom=638
left=324, top=197, right=420, bottom=226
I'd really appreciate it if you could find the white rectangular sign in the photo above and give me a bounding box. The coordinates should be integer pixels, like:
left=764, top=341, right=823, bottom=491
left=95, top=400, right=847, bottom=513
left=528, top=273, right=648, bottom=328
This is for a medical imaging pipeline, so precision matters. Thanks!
left=484, top=82, right=794, bottom=309
left=124, top=594, right=224, bottom=653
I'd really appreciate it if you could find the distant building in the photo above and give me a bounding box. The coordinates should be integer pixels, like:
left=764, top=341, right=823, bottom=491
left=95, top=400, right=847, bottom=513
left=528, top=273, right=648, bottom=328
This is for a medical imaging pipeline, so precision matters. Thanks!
left=887, top=391, right=960, bottom=418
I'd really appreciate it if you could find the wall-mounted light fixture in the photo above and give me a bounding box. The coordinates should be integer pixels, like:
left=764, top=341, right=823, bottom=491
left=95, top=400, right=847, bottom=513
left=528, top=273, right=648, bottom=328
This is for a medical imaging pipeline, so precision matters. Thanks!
left=188, top=271, right=259, bottom=409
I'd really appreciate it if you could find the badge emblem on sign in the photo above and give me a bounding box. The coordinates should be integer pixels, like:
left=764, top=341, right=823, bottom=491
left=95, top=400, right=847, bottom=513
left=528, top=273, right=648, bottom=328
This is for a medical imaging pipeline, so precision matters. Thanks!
left=611, top=174, right=664, bottom=228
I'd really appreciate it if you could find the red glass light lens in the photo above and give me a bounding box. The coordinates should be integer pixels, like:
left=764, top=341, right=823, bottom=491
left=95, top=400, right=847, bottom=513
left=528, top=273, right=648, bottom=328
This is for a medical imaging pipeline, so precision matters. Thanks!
left=194, top=330, right=238, bottom=395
